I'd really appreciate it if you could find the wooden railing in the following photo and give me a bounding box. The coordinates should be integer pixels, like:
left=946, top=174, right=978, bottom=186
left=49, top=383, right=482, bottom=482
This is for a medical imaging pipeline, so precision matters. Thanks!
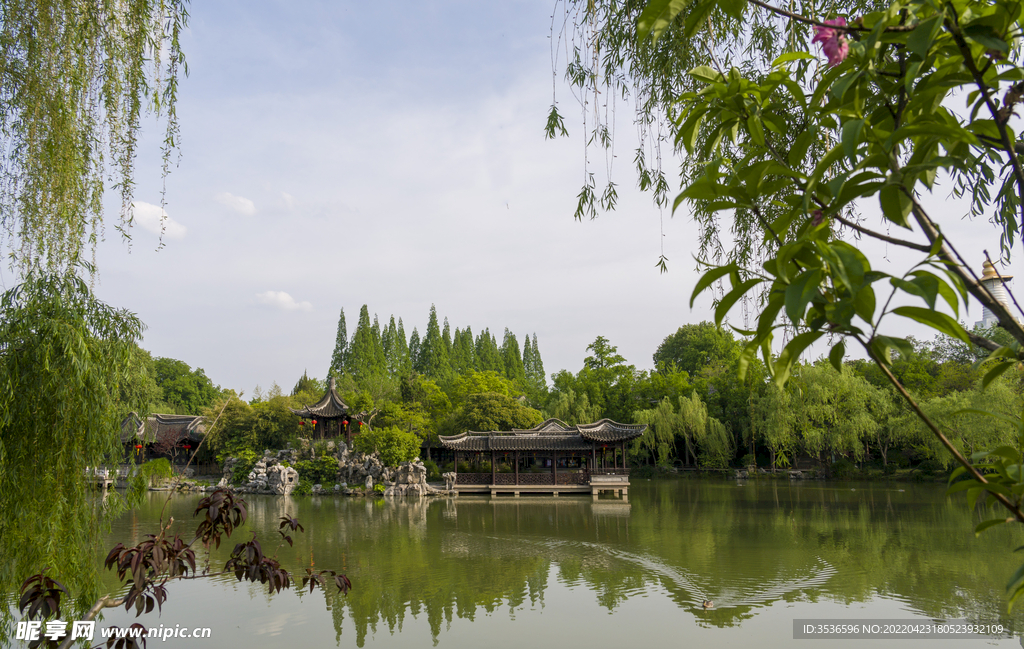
left=592, top=468, right=630, bottom=476
left=455, top=471, right=590, bottom=486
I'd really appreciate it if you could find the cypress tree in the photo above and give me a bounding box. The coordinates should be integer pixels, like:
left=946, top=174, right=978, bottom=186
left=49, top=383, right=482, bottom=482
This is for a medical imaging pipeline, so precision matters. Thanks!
left=396, top=318, right=412, bottom=375
left=382, top=316, right=397, bottom=376
left=442, top=317, right=453, bottom=359
left=501, top=329, right=526, bottom=385
left=349, top=305, right=384, bottom=381
left=524, top=333, right=547, bottom=402
left=328, top=307, right=348, bottom=378
left=371, top=314, right=387, bottom=375
left=417, top=304, right=451, bottom=378
left=451, top=326, right=475, bottom=374
left=409, top=327, right=421, bottom=370
left=475, top=328, right=504, bottom=373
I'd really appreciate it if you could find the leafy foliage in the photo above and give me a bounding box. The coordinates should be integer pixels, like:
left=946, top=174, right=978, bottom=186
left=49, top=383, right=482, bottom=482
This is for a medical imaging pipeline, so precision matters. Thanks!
left=0, top=0, right=188, bottom=273
left=352, top=426, right=423, bottom=467
left=0, top=272, right=146, bottom=614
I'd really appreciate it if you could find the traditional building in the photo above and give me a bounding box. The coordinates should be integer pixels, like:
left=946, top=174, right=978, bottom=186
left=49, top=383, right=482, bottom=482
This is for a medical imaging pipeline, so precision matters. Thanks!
left=289, top=377, right=362, bottom=442
left=439, top=418, right=645, bottom=497
left=121, top=413, right=207, bottom=463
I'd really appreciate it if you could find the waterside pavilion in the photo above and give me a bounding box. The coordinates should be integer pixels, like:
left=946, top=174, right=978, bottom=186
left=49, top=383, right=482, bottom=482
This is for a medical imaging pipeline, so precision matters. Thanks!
left=290, top=377, right=362, bottom=443
left=439, top=418, right=645, bottom=498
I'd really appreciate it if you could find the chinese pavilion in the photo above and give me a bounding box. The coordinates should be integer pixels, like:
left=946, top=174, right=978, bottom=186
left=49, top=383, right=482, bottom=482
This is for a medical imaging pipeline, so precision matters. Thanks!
left=439, top=418, right=645, bottom=497
left=289, top=377, right=362, bottom=442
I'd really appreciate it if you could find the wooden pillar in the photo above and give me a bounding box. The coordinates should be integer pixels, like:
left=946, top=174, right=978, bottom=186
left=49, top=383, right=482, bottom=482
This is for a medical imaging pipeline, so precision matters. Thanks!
left=515, top=450, right=519, bottom=485
left=491, top=449, right=496, bottom=485
left=454, top=451, right=458, bottom=474
left=592, top=442, right=597, bottom=475
left=552, top=450, right=557, bottom=483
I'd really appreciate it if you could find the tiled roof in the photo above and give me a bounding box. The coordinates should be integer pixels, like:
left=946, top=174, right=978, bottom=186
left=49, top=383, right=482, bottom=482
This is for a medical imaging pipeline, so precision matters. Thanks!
left=289, top=376, right=350, bottom=419
left=121, top=413, right=206, bottom=443
left=439, top=419, right=646, bottom=451
left=577, top=418, right=647, bottom=443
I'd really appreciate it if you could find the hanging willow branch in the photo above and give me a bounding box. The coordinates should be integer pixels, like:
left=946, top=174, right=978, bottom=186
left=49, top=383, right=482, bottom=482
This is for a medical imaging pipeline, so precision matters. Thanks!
left=0, top=0, right=189, bottom=275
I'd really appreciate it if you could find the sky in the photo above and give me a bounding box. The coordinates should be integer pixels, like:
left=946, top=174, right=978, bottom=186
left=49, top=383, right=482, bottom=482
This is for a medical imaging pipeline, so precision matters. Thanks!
left=6, top=0, right=1021, bottom=396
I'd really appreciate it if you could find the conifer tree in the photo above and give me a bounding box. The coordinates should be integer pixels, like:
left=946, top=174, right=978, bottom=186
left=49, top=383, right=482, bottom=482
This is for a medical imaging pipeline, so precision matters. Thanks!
left=475, top=328, right=504, bottom=373
left=529, top=333, right=546, bottom=390
left=523, top=334, right=547, bottom=404
left=395, top=318, right=412, bottom=376
left=382, top=316, right=397, bottom=375
left=409, top=327, right=421, bottom=371
left=501, top=329, right=526, bottom=385
left=328, top=307, right=348, bottom=378
left=371, top=314, right=387, bottom=375
left=417, top=305, right=451, bottom=378
left=451, top=326, right=475, bottom=374
left=442, top=317, right=453, bottom=359
left=349, top=305, right=385, bottom=382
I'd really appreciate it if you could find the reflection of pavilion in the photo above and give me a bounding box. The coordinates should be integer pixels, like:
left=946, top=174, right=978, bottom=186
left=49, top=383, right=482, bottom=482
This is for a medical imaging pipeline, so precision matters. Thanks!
left=439, top=418, right=645, bottom=497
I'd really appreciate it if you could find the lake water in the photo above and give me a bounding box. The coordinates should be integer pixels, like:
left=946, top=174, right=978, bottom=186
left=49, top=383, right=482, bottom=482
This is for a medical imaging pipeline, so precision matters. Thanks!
left=82, top=479, right=1024, bottom=648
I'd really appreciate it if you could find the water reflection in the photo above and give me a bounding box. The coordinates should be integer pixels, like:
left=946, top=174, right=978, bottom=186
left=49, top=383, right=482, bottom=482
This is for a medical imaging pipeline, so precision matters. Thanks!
left=73, top=481, right=1024, bottom=647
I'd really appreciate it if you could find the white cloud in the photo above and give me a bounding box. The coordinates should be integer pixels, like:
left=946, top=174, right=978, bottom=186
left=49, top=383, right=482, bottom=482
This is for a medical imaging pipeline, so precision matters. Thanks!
left=215, top=192, right=256, bottom=216
left=131, top=201, right=187, bottom=239
left=255, top=290, right=312, bottom=312
left=281, top=192, right=296, bottom=210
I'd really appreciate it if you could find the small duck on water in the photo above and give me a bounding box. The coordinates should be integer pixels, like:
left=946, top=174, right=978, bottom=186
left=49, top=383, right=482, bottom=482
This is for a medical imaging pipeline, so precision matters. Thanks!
left=702, top=600, right=714, bottom=609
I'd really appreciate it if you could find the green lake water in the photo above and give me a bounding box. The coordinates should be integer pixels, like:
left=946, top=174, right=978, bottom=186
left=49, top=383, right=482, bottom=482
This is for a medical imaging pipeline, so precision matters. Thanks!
left=80, top=479, right=1024, bottom=648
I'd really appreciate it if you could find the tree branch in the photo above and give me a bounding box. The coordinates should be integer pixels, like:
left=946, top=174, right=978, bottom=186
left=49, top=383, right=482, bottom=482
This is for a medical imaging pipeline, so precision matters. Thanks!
left=863, top=338, right=1024, bottom=522
left=831, top=213, right=931, bottom=252
left=747, top=0, right=916, bottom=32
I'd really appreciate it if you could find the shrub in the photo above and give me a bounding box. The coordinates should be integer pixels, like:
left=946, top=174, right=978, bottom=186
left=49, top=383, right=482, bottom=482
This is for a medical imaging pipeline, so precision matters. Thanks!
left=373, top=483, right=385, bottom=494
left=230, top=449, right=260, bottom=485
left=352, top=426, right=421, bottom=467
left=830, top=458, right=855, bottom=479
left=422, top=459, right=440, bottom=481
left=293, top=456, right=339, bottom=485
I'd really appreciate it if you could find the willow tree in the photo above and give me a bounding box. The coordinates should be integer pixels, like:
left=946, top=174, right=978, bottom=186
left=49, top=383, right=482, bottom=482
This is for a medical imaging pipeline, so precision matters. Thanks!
left=0, top=0, right=188, bottom=272
left=0, top=273, right=150, bottom=619
left=0, top=0, right=189, bottom=626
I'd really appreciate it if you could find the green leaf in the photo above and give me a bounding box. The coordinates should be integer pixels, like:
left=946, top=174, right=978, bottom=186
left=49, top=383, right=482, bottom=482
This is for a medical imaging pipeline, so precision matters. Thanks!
left=747, top=114, right=765, bottom=146
left=853, top=285, right=876, bottom=324
left=774, top=331, right=824, bottom=385
left=975, top=516, right=1014, bottom=535
left=841, top=119, right=865, bottom=159
left=982, top=360, right=1015, bottom=390
left=637, top=0, right=692, bottom=41
left=892, top=306, right=970, bottom=343
left=715, top=278, right=763, bottom=325
left=828, top=341, right=845, bottom=372
left=907, top=15, right=943, bottom=59
left=879, top=185, right=912, bottom=228
left=785, top=269, right=821, bottom=325
left=684, top=0, right=718, bottom=37
left=963, top=23, right=1010, bottom=54
left=718, top=0, right=746, bottom=20
left=689, top=66, right=724, bottom=84
left=690, top=264, right=736, bottom=308
left=772, top=52, right=815, bottom=67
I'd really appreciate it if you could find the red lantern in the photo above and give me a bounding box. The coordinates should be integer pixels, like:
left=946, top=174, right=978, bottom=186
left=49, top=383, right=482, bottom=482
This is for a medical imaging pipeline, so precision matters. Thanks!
left=312, top=419, right=317, bottom=426
left=300, top=421, right=305, bottom=426
left=358, top=421, right=364, bottom=427
left=183, top=444, right=192, bottom=450
left=134, top=444, right=143, bottom=450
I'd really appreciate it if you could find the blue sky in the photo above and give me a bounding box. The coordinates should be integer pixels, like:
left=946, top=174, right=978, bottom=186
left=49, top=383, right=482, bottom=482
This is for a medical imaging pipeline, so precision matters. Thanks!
left=77, top=0, right=699, bottom=395
left=13, top=1, right=1018, bottom=396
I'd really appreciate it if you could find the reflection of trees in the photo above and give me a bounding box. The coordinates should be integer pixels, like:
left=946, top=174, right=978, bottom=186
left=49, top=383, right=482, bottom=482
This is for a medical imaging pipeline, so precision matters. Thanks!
left=90, top=484, right=1024, bottom=645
